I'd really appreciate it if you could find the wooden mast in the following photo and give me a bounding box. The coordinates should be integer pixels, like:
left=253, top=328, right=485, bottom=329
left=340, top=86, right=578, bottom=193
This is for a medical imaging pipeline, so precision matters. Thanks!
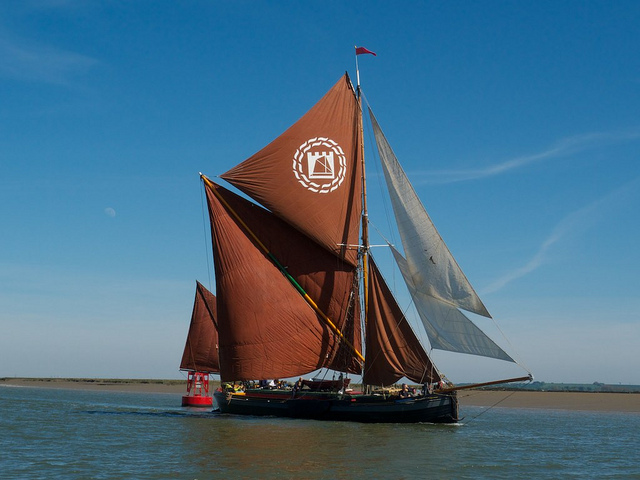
left=355, top=48, right=371, bottom=392
left=357, top=83, right=370, bottom=324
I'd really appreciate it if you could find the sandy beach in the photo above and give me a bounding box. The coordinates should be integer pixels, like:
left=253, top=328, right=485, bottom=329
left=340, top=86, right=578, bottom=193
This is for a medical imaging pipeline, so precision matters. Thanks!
left=1, top=378, right=638, bottom=413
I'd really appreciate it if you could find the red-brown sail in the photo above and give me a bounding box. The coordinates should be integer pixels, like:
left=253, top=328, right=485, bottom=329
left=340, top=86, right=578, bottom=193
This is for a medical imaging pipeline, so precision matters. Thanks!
left=179, top=281, right=219, bottom=373
left=363, top=258, right=441, bottom=386
left=205, top=180, right=362, bottom=381
left=221, top=74, right=363, bottom=265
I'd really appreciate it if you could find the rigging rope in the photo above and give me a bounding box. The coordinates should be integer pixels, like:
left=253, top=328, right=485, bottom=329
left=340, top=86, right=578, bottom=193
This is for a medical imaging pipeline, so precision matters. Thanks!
left=488, top=316, right=534, bottom=376
left=360, top=92, right=399, bottom=250
left=461, top=390, right=519, bottom=424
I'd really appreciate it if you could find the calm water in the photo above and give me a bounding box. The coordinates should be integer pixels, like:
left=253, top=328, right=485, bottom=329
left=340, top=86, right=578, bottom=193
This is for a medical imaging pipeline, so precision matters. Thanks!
left=1, top=386, right=638, bottom=479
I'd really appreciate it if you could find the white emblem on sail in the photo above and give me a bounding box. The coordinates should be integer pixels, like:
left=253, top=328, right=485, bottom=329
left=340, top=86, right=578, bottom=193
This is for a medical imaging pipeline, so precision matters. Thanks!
left=293, top=137, right=346, bottom=193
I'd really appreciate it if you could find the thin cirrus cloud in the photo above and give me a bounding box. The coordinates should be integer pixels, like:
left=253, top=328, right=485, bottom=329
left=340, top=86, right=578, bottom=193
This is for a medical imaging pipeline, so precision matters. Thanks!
left=414, top=128, right=640, bottom=185
left=482, top=176, right=640, bottom=294
left=404, top=127, right=640, bottom=293
left=0, top=33, right=98, bottom=86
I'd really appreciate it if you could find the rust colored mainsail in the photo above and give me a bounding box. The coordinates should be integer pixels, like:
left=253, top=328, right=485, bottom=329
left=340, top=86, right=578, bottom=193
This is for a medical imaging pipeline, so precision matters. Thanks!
left=363, top=258, right=441, bottom=386
left=205, top=180, right=362, bottom=381
left=221, top=74, right=363, bottom=265
left=179, top=281, right=219, bottom=373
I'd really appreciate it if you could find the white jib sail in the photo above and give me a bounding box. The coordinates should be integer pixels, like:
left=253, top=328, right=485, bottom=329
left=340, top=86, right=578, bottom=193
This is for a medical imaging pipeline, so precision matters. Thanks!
left=369, top=108, right=490, bottom=318
left=392, top=246, right=514, bottom=362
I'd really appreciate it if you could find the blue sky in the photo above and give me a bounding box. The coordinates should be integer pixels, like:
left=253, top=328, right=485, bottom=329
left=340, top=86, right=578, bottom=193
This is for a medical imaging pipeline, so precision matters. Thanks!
left=1, top=1, right=639, bottom=384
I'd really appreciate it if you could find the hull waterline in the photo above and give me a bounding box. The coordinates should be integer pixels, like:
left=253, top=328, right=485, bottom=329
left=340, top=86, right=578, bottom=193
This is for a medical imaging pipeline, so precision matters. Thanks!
left=213, top=390, right=458, bottom=424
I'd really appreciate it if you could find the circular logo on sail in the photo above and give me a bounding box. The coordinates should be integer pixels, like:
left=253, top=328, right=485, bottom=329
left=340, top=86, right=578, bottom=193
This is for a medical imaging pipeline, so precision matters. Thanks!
left=293, top=137, right=346, bottom=193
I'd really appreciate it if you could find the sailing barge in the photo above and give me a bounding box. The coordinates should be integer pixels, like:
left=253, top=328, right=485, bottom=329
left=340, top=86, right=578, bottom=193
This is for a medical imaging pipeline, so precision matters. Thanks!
left=197, top=55, right=530, bottom=423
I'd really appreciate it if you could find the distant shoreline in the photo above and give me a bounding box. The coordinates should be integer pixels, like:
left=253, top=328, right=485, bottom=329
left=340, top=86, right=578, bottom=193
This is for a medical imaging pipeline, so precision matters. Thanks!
left=0, top=378, right=187, bottom=394
left=2, top=378, right=639, bottom=413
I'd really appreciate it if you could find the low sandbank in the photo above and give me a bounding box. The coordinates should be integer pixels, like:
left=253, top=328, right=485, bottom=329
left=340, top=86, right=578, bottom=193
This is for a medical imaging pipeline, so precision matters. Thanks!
left=2, top=378, right=638, bottom=413
left=457, top=390, right=639, bottom=413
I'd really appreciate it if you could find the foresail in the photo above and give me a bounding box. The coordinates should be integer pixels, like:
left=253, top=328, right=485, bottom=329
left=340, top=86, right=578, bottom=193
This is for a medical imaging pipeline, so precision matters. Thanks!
left=205, top=180, right=362, bottom=381
left=179, top=281, right=219, bottom=373
left=392, top=247, right=514, bottom=362
left=222, top=74, right=363, bottom=265
left=369, top=108, right=491, bottom=318
left=364, top=257, right=441, bottom=386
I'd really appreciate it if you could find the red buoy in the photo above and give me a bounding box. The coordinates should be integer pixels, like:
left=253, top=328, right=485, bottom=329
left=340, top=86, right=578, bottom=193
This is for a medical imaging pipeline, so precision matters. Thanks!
left=182, top=371, right=213, bottom=407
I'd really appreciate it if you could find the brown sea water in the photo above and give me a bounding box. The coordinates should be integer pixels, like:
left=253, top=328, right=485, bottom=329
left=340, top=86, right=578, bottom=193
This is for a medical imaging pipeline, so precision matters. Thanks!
left=1, top=385, right=638, bottom=479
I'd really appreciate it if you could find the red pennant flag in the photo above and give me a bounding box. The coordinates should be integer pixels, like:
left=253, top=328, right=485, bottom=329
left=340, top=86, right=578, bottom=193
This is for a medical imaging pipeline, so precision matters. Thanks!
left=355, top=46, right=376, bottom=56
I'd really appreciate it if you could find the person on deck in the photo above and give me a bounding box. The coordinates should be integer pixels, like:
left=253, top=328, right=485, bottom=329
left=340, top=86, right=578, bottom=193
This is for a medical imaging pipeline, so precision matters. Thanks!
left=399, top=383, right=412, bottom=398
left=292, top=377, right=303, bottom=397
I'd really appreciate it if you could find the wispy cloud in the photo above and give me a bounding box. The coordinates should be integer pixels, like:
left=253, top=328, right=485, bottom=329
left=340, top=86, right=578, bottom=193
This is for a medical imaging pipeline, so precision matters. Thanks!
left=482, top=176, right=640, bottom=294
left=416, top=129, right=640, bottom=184
left=0, top=33, right=98, bottom=86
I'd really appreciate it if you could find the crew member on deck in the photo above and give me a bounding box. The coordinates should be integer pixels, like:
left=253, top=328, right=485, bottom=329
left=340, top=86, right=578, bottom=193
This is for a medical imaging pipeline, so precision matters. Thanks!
left=399, top=383, right=412, bottom=398
left=292, top=377, right=303, bottom=397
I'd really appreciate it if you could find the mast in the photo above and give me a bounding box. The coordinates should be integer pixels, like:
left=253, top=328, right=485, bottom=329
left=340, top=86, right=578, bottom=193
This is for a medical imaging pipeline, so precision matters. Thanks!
left=355, top=48, right=370, bottom=326
left=358, top=86, right=370, bottom=324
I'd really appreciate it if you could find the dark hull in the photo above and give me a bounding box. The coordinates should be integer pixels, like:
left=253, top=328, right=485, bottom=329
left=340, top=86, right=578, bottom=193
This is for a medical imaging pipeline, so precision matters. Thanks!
left=213, top=390, right=458, bottom=424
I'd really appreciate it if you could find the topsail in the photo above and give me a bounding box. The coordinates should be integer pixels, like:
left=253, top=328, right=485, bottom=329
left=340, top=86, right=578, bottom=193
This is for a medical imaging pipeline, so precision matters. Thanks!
left=222, top=75, right=363, bottom=265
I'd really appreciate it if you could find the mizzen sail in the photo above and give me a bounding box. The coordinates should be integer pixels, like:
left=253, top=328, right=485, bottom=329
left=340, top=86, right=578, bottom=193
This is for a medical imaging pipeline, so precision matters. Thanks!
left=179, top=281, right=219, bottom=373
